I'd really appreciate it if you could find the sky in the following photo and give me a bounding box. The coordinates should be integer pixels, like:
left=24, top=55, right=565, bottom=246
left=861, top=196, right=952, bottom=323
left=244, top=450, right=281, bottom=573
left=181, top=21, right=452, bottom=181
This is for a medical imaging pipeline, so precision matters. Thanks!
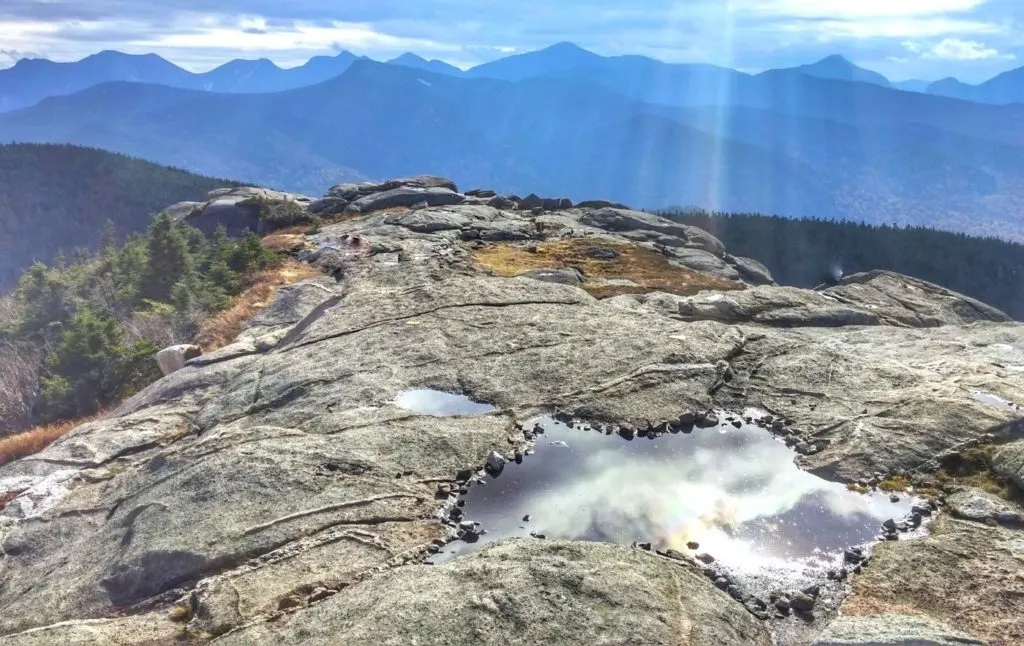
left=0, top=0, right=1022, bottom=83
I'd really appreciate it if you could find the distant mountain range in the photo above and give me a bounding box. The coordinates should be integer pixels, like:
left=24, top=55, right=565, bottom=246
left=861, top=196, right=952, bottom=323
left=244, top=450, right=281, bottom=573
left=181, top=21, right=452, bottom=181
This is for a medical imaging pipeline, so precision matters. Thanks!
left=5, top=44, right=1024, bottom=115
left=0, top=49, right=362, bottom=112
left=4, top=44, right=1024, bottom=239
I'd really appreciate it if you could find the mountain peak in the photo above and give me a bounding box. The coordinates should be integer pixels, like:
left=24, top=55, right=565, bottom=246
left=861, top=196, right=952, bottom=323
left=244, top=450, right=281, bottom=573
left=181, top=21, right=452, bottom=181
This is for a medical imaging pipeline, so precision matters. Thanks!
left=390, top=52, right=428, bottom=64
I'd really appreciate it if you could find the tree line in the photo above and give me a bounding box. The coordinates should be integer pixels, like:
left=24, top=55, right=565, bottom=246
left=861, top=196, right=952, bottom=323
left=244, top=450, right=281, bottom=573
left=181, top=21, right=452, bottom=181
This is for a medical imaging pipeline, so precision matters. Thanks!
left=660, top=207, right=1024, bottom=320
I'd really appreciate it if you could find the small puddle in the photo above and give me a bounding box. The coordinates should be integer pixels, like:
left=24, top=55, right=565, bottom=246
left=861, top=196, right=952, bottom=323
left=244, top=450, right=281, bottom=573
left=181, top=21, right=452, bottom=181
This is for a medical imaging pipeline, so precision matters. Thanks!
left=436, top=414, right=925, bottom=599
left=970, top=390, right=1021, bottom=413
left=395, top=389, right=497, bottom=416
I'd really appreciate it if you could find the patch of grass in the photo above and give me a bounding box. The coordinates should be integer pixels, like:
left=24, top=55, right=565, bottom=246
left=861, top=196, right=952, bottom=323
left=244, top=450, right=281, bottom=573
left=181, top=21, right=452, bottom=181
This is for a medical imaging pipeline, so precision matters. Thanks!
left=934, top=442, right=1024, bottom=503
left=0, top=410, right=105, bottom=466
left=471, top=239, right=744, bottom=299
left=846, top=483, right=871, bottom=494
left=261, top=232, right=311, bottom=255
left=194, top=259, right=320, bottom=352
left=878, top=474, right=910, bottom=492
left=168, top=603, right=191, bottom=623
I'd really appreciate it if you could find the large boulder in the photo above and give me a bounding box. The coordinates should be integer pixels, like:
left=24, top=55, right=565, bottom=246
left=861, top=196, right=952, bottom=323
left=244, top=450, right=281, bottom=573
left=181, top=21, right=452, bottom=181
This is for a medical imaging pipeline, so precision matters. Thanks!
left=822, top=270, right=1011, bottom=326
left=946, top=487, right=1023, bottom=525
left=668, top=248, right=740, bottom=281
left=214, top=540, right=772, bottom=646
left=992, top=439, right=1024, bottom=490
left=179, top=187, right=311, bottom=237
left=580, top=208, right=726, bottom=255
left=727, top=255, right=775, bottom=286
left=154, top=344, right=202, bottom=376
left=347, top=187, right=464, bottom=213
left=327, top=176, right=457, bottom=200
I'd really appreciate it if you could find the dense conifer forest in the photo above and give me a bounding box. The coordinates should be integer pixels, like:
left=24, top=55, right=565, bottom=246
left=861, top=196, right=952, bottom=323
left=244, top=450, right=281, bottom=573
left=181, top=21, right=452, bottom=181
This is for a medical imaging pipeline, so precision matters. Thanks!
left=0, top=143, right=240, bottom=287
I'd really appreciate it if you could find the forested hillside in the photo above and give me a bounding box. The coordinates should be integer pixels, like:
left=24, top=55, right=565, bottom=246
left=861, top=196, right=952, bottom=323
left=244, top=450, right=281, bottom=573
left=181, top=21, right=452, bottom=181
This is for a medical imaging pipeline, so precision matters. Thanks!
left=0, top=144, right=240, bottom=288
left=661, top=207, right=1024, bottom=319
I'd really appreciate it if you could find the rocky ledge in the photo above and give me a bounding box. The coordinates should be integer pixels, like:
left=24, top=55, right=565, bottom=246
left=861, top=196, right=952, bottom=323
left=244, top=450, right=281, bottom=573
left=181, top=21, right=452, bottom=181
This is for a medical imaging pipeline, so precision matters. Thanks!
left=0, top=176, right=1022, bottom=645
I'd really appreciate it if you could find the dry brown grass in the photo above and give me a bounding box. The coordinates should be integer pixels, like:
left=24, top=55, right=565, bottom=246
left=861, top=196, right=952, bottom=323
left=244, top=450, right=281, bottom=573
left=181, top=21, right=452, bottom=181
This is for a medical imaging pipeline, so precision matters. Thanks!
left=195, top=259, right=321, bottom=352
left=472, top=239, right=743, bottom=299
left=261, top=232, right=312, bottom=255
left=0, top=410, right=105, bottom=467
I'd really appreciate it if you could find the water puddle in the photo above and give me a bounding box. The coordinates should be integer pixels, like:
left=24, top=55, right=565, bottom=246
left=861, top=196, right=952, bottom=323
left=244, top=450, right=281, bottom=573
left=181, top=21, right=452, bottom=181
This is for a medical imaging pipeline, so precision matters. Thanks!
left=970, top=390, right=1021, bottom=414
left=394, top=389, right=497, bottom=416
left=436, top=414, right=926, bottom=599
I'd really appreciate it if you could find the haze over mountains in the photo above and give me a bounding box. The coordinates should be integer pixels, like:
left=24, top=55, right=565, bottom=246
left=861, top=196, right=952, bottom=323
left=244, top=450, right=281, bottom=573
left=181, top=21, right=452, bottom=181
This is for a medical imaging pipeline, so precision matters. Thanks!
left=3, top=42, right=1024, bottom=238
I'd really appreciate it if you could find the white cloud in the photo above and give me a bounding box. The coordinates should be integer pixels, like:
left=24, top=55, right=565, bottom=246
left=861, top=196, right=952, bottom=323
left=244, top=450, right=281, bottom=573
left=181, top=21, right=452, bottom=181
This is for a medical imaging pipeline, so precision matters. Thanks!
left=734, top=0, right=987, bottom=19
left=927, top=37, right=1012, bottom=60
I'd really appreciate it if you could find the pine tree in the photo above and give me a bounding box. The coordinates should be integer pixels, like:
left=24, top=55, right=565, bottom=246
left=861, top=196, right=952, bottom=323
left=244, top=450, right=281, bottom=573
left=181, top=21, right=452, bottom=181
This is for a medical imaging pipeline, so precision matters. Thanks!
left=142, top=213, right=193, bottom=302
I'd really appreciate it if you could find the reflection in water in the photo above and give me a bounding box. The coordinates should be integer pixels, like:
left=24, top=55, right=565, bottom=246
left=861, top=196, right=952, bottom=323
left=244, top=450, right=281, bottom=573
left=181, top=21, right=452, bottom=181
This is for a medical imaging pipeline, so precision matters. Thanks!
left=970, top=390, right=1021, bottom=413
left=394, top=389, right=497, bottom=416
left=440, top=417, right=918, bottom=588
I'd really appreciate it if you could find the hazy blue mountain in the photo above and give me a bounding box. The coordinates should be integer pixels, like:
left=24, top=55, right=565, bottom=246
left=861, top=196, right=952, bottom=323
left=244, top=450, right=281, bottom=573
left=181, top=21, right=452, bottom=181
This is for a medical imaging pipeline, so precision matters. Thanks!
left=3, top=59, right=1024, bottom=238
left=388, top=53, right=463, bottom=76
left=927, top=67, right=1024, bottom=105
left=893, top=79, right=930, bottom=93
left=0, top=49, right=362, bottom=112
left=776, top=55, right=891, bottom=86
left=0, top=51, right=194, bottom=112
left=197, top=58, right=285, bottom=92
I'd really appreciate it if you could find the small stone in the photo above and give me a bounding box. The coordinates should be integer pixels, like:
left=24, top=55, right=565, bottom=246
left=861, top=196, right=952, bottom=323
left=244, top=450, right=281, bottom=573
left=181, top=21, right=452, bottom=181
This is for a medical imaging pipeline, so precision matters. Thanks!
left=909, top=512, right=923, bottom=526
left=686, top=541, right=700, bottom=550
left=714, top=577, right=729, bottom=591
left=731, top=420, right=742, bottom=428
left=881, top=518, right=897, bottom=531
left=458, top=520, right=479, bottom=532
left=278, top=595, right=304, bottom=611
left=530, top=532, right=546, bottom=539
left=532, top=424, right=545, bottom=435
left=802, top=584, right=821, bottom=598
left=696, top=553, right=716, bottom=564
left=449, top=507, right=464, bottom=520
left=844, top=549, right=864, bottom=564
left=664, top=549, right=687, bottom=561
left=853, top=564, right=863, bottom=574
left=912, top=504, right=933, bottom=516
left=522, top=514, right=531, bottom=522
left=678, top=412, right=696, bottom=426
left=789, top=592, right=815, bottom=613
left=896, top=522, right=909, bottom=532
left=889, top=494, right=900, bottom=503
left=726, top=585, right=744, bottom=600
left=636, top=542, right=652, bottom=551
left=774, top=597, right=792, bottom=613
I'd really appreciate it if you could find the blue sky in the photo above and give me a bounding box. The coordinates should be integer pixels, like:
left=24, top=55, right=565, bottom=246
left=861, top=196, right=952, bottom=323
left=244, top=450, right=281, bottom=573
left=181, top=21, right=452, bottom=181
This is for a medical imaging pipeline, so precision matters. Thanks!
left=0, top=0, right=1022, bottom=83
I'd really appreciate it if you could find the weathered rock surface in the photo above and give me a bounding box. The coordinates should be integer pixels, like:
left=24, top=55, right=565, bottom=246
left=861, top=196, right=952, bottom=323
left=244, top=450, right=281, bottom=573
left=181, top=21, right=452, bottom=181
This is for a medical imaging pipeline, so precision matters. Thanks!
left=1, top=176, right=1023, bottom=644
left=812, top=614, right=987, bottom=645
left=946, top=487, right=1023, bottom=525
left=992, top=439, right=1024, bottom=489
left=840, top=515, right=1023, bottom=645
left=822, top=270, right=1011, bottom=327
left=215, top=540, right=771, bottom=646
left=326, top=175, right=457, bottom=200
left=346, top=186, right=464, bottom=213
left=177, top=187, right=311, bottom=237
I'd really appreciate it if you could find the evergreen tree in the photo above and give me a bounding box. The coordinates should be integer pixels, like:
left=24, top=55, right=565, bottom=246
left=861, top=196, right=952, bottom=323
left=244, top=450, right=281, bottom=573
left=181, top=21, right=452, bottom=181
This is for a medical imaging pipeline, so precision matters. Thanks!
left=142, top=212, right=193, bottom=302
